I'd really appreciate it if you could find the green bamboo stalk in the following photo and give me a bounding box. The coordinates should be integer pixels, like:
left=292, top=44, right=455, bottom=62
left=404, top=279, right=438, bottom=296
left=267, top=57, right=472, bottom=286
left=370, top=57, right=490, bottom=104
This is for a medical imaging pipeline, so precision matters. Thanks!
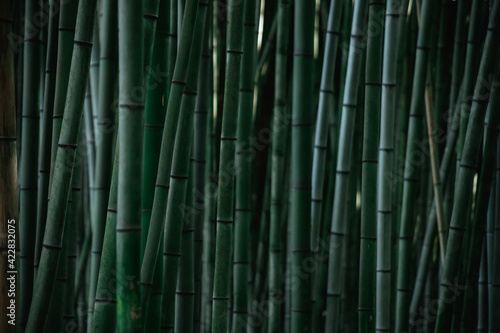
left=268, top=0, right=290, bottom=331
left=325, top=1, right=368, bottom=331
left=84, top=82, right=96, bottom=187
left=143, top=0, right=161, bottom=77
left=19, top=0, right=40, bottom=329
left=63, top=155, right=81, bottom=331
left=358, top=1, right=384, bottom=332
left=163, top=3, right=206, bottom=332
left=460, top=62, right=500, bottom=332
left=193, top=9, right=211, bottom=332
left=232, top=0, right=259, bottom=331
left=455, top=0, right=483, bottom=162
left=34, top=0, right=59, bottom=278
left=210, top=0, right=245, bottom=330
left=434, top=2, right=500, bottom=330
left=448, top=0, right=467, bottom=112
left=92, top=143, right=119, bottom=333
left=116, top=0, right=144, bottom=330
left=49, top=0, right=78, bottom=181
left=310, top=0, right=342, bottom=259
left=86, top=0, right=117, bottom=329
left=200, top=30, right=216, bottom=332
left=89, top=13, right=99, bottom=126
left=288, top=0, right=316, bottom=331
left=394, top=0, right=434, bottom=331
left=25, top=0, right=97, bottom=329
left=0, top=2, right=18, bottom=331
left=140, top=2, right=199, bottom=321
left=491, top=135, right=500, bottom=333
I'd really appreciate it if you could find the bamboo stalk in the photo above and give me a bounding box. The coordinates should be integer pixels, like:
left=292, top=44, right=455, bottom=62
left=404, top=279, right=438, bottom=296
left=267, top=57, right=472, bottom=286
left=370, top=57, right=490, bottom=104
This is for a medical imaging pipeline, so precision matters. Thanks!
left=268, top=0, right=290, bottom=331
left=19, top=0, right=40, bottom=328
left=86, top=0, right=117, bottom=329
left=34, top=0, right=59, bottom=278
left=92, top=142, right=119, bottom=333
left=358, top=1, right=384, bottom=331
left=210, top=0, right=245, bottom=330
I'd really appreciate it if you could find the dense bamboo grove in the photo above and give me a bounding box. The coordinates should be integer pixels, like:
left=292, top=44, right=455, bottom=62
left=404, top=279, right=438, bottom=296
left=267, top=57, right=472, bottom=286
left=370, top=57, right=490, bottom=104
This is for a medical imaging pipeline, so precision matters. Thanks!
left=2, top=0, right=500, bottom=332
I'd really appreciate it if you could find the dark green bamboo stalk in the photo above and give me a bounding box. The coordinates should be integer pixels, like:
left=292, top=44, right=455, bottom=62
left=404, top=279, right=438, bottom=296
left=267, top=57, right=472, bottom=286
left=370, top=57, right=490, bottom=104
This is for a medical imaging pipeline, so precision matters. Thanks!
left=200, top=32, right=216, bottom=332
left=89, top=14, right=99, bottom=124
left=19, top=0, right=40, bottom=329
left=162, top=3, right=206, bottom=332
left=210, top=0, right=244, bottom=330
left=268, top=0, right=290, bottom=331
left=358, top=1, right=384, bottom=332
left=63, top=154, right=81, bottom=331
left=193, top=9, right=211, bottom=331
left=455, top=0, right=483, bottom=162
left=232, top=0, right=259, bottom=331
left=325, top=1, right=368, bottom=331
left=394, top=0, right=434, bottom=331
left=434, top=2, right=500, bottom=330
left=25, top=0, right=97, bottom=330
left=310, top=0, right=342, bottom=258
left=448, top=0, right=467, bottom=112
left=143, top=0, right=161, bottom=76
left=0, top=2, right=17, bottom=331
left=116, top=0, right=144, bottom=330
left=86, top=0, right=117, bottom=329
left=34, top=0, right=59, bottom=278
left=140, top=2, right=199, bottom=320
left=49, top=0, right=78, bottom=180
left=92, top=143, right=119, bottom=333
left=289, top=0, right=316, bottom=332
left=460, top=62, right=500, bottom=332
left=491, top=135, right=500, bottom=333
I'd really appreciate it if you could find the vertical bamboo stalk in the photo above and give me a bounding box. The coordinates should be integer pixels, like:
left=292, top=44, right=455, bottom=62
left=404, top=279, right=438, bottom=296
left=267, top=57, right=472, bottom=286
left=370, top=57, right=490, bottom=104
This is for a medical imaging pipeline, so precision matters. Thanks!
left=358, top=1, right=384, bottom=331
left=210, top=0, right=244, bottom=330
left=268, top=0, right=290, bottom=331
left=19, top=0, right=40, bottom=328
left=116, top=0, right=144, bottom=330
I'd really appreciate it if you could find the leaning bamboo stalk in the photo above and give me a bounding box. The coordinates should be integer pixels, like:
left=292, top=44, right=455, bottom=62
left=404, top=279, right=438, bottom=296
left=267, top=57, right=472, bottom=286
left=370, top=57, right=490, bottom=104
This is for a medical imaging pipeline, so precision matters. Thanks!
left=34, top=0, right=59, bottom=278
left=0, top=2, right=18, bottom=331
left=435, top=1, right=500, bottom=330
left=19, top=0, right=40, bottom=329
left=161, top=2, right=206, bottom=331
left=325, top=1, right=368, bottom=331
left=310, top=0, right=342, bottom=255
left=394, top=0, right=434, bottom=331
left=140, top=2, right=199, bottom=320
left=49, top=0, right=78, bottom=181
left=210, top=0, right=245, bottom=330
left=423, top=69, right=446, bottom=263
left=460, top=63, right=500, bottom=331
left=86, top=0, right=117, bottom=329
left=358, top=1, right=384, bottom=331
left=25, top=0, right=98, bottom=329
